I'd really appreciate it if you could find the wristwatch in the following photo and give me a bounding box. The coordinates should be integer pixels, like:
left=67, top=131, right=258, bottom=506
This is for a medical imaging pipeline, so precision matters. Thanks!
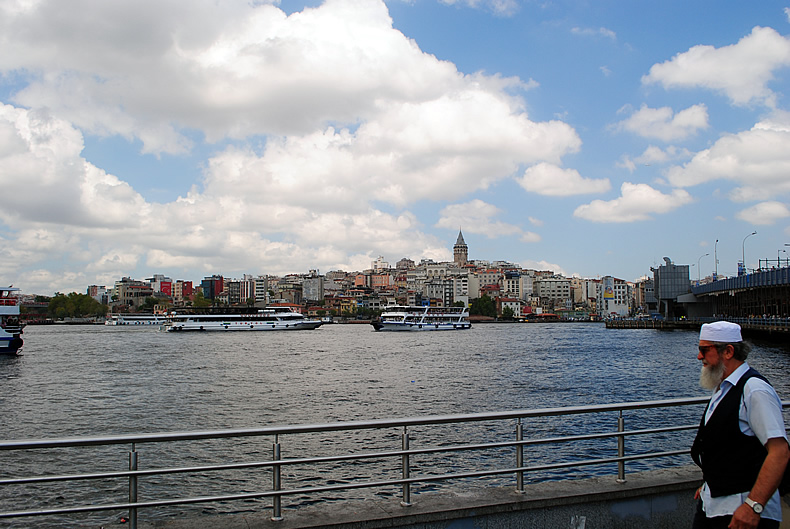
left=744, top=497, right=764, bottom=515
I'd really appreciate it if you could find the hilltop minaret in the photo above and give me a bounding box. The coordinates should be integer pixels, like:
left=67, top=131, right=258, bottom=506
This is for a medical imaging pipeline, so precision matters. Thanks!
left=453, top=229, right=468, bottom=266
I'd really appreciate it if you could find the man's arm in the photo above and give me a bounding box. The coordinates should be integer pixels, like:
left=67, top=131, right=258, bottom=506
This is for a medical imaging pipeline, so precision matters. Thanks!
left=728, top=437, right=790, bottom=529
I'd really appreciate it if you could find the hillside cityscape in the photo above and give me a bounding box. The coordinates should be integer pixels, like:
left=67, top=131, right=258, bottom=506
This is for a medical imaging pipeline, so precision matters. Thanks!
left=16, top=231, right=724, bottom=323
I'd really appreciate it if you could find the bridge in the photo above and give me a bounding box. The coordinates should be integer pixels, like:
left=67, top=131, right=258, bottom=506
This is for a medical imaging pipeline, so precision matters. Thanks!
left=689, top=265, right=790, bottom=319
left=2, top=398, right=789, bottom=529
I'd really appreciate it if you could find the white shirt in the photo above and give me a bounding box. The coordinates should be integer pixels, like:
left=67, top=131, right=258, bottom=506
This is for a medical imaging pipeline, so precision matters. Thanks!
left=699, top=362, right=787, bottom=521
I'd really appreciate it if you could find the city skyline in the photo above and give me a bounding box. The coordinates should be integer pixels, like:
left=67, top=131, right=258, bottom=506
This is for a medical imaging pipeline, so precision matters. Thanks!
left=2, top=1, right=790, bottom=296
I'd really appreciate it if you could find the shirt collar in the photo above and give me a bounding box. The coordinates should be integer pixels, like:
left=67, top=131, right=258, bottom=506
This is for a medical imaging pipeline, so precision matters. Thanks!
left=721, top=361, right=750, bottom=389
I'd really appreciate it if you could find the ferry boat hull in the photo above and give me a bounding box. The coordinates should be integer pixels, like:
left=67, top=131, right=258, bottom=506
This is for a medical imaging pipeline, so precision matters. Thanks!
left=162, top=308, right=322, bottom=332
left=1, top=287, right=24, bottom=355
left=372, top=305, right=471, bottom=332
left=106, top=314, right=167, bottom=326
left=166, top=320, right=322, bottom=332
left=372, top=321, right=471, bottom=331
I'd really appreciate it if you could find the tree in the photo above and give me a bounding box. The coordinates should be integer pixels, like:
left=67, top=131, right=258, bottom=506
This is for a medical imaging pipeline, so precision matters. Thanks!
left=140, top=297, right=159, bottom=311
left=469, top=295, right=496, bottom=318
left=192, top=291, right=212, bottom=308
left=48, top=292, right=108, bottom=319
left=501, top=306, right=515, bottom=320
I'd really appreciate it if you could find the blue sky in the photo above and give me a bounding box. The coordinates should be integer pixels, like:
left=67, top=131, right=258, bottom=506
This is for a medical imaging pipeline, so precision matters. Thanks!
left=1, top=0, right=790, bottom=295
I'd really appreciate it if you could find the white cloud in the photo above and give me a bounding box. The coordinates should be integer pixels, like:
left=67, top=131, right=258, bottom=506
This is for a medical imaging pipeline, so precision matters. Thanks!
left=438, top=0, right=520, bottom=16
left=615, top=104, right=709, bottom=141
left=617, top=145, right=694, bottom=172
left=435, top=199, right=540, bottom=242
left=642, top=26, right=790, bottom=107
left=665, top=113, right=790, bottom=200
left=3, top=0, right=466, bottom=152
left=517, top=163, right=610, bottom=196
left=735, top=201, right=790, bottom=225
left=573, top=183, right=693, bottom=223
left=571, top=27, right=616, bottom=40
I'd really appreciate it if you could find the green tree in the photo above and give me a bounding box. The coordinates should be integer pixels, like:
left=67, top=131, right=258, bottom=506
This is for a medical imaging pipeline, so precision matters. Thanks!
left=48, top=292, right=108, bottom=319
left=469, top=295, right=496, bottom=318
left=501, top=306, right=515, bottom=320
left=192, top=290, right=211, bottom=308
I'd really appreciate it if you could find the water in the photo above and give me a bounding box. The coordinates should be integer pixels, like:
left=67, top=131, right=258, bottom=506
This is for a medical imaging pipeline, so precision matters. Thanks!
left=1, top=323, right=788, bottom=527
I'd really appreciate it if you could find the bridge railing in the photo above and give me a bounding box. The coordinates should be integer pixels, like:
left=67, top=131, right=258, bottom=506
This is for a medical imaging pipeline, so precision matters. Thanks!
left=2, top=398, right=787, bottom=528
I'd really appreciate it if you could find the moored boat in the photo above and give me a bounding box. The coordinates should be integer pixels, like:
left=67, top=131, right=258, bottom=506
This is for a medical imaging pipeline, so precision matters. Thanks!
left=1, top=287, right=24, bottom=355
left=371, top=305, right=471, bottom=331
left=161, top=307, right=322, bottom=332
left=105, top=314, right=167, bottom=326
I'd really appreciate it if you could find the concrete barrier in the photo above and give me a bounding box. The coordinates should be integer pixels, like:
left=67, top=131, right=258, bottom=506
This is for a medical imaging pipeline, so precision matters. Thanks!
left=108, top=466, right=712, bottom=529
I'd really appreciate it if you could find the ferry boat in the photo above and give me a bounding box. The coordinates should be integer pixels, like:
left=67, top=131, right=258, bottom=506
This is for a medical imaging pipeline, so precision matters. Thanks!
left=0, top=287, right=24, bottom=355
left=105, top=314, right=167, bottom=326
left=162, top=307, right=323, bottom=332
left=371, top=305, right=471, bottom=331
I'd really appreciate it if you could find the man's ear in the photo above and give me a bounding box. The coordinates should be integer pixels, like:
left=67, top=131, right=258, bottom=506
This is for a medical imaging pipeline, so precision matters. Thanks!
left=722, top=344, right=735, bottom=360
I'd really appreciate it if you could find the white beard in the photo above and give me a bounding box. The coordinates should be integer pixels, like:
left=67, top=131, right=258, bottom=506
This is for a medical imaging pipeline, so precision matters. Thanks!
left=699, top=361, right=726, bottom=390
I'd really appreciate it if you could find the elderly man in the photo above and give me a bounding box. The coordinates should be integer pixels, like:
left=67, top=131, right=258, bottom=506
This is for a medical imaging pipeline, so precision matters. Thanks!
left=691, top=321, right=789, bottom=529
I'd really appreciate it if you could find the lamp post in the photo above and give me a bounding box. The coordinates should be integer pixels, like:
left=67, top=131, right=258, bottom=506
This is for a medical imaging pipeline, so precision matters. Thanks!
left=697, top=253, right=709, bottom=283
left=714, top=239, right=719, bottom=280
left=742, top=231, right=756, bottom=275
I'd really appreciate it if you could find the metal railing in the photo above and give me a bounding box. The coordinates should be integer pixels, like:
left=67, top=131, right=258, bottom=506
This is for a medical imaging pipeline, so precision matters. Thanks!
left=3, top=397, right=784, bottom=528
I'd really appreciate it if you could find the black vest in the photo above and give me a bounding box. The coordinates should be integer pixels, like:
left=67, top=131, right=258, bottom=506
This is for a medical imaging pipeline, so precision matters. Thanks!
left=691, top=367, right=768, bottom=497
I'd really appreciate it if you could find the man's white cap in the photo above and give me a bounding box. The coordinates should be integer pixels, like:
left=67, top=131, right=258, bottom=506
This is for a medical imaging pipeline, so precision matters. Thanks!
left=699, top=321, right=742, bottom=342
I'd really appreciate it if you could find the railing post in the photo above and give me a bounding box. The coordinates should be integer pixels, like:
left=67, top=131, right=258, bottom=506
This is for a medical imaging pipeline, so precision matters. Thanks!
left=128, top=443, right=138, bottom=529
left=616, top=411, right=626, bottom=483
left=400, top=426, right=412, bottom=507
left=515, top=418, right=525, bottom=493
left=271, top=435, right=283, bottom=521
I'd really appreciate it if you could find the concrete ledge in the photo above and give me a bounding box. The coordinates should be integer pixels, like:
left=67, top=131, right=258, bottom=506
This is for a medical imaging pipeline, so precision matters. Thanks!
left=108, top=465, right=710, bottom=529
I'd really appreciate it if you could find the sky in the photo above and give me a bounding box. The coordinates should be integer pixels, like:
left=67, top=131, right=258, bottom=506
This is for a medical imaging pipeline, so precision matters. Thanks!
left=1, top=0, right=790, bottom=295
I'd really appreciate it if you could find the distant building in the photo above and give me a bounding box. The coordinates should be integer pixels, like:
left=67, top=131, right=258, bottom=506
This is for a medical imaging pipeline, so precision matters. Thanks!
left=372, top=256, right=390, bottom=271
left=172, top=280, right=193, bottom=304
left=112, top=277, right=154, bottom=309
left=651, top=257, right=690, bottom=318
left=201, top=275, right=224, bottom=301
left=303, top=272, right=324, bottom=302
left=87, top=285, right=110, bottom=305
left=453, top=229, right=468, bottom=266
left=597, top=276, right=630, bottom=318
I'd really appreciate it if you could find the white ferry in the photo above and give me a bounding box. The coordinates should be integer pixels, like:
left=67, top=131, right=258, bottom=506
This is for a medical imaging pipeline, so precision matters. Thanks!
left=105, top=314, right=167, bottom=326
left=371, top=305, right=471, bottom=331
left=162, top=307, right=323, bottom=332
left=0, top=287, right=24, bottom=355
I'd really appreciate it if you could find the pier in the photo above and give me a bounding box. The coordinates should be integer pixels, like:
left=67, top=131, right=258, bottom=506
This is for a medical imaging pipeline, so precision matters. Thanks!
left=605, top=317, right=790, bottom=339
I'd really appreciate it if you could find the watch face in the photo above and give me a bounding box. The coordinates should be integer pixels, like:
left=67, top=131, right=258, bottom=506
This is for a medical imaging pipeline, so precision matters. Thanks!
left=753, top=503, right=763, bottom=514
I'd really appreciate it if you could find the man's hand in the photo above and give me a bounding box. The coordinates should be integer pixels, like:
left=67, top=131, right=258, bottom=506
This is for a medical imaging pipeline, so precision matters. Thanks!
left=728, top=502, right=760, bottom=529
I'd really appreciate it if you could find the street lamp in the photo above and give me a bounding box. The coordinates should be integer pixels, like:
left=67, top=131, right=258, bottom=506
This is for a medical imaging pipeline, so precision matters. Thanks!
left=742, top=231, right=756, bottom=275
left=697, top=253, right=709, bottom=283
left=714, top=239, right=719, bottom=280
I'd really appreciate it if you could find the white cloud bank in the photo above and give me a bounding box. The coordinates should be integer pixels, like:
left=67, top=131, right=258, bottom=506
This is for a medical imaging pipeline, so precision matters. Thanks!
left=517, top=163, right=610, bottom=196
left=435, top=200, right=541, bottom=243
left=665, top=112, right=790, bottom=201
left=573, top=183, right=693, bottom=223
left=642, top=26, right=790, bottom=107
left=616, top=104, right=709, bottom=142
left=0, top=0, right=583, bottom=292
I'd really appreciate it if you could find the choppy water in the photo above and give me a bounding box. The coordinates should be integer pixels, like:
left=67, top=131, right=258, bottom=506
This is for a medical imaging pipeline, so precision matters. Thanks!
left=1, top=323, right=788, bottom=527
